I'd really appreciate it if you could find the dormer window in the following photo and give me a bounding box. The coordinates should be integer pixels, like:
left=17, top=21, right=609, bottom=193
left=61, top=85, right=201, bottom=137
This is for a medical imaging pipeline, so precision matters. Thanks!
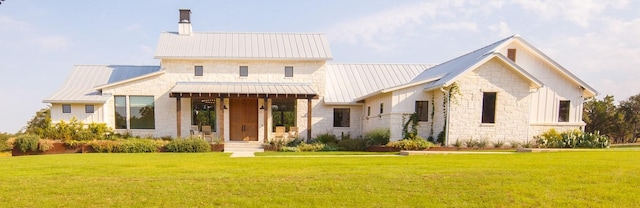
left=285, top=66, right=293, bottom=77
left=194, top=66, right=203, bottom=76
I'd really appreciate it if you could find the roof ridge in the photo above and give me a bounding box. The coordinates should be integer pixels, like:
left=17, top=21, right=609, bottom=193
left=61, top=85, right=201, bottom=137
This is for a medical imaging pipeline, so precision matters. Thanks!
left=426, top=35, right=515, bottom=69
left=327, top=63, right=435, bottom=65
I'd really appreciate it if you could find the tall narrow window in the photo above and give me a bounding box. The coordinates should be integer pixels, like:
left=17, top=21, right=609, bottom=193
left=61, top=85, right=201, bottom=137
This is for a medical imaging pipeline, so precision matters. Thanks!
left=130, top=96, right=155, bottom=129
left=114, top=96, right=127, bottom=129
left=367, top=106, right=371, bottom=117
left=416, top=101, right=429, bottom=121
left=85, top=105, right=94, bottom=113
left=482, top=92, right=497, bottom=124
left=194, top=66, right=203, bottom=76
left=507, top=49, right=517, bottom=62
left=333, top=108, right=350, bottom=127
left=379, top=103, right=384, bottom=114
left=558, top=100, right=570, bottom=122
left=239, top=66, right=248, bottom=77
left=62, top=104, right=71, bottom=113
left=272, top=99, right=296, bottom=131
left=284, top=66, right=294, bottom=77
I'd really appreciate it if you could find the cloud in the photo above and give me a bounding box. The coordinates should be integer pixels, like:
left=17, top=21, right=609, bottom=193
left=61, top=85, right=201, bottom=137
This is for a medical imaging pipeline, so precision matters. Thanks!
left=511, top=0, right=630, bottom=27
left=489, top=21, right=513, bottom=37
left=431, top=22, right=478, bottom=32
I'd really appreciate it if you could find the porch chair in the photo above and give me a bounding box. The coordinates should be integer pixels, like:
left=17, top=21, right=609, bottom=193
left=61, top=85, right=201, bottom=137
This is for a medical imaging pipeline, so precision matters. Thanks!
left=289, top=127, right=298, bottom=138
left=202, top=125, right=213, bottom=142
left=190, top=125, right=201, bottom=138
left=274, top=126, right=285, bottom=140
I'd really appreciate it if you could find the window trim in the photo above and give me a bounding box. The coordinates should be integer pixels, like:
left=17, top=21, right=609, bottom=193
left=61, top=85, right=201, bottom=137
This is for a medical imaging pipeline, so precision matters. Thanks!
left=284, top=66, right=294, bottom=77
left=415, top=101, right=429, bottom=122
left=62, top=104, right=71, bottom=114
left=481, top=92, right=497, bottom=124
left=194, top=65, right=203, bottom=76
left=85, top=105, right=94, bottom=113
left=558, top=100, right=570, bottom=122
left=333, top=108, right=351, bottom=127
left=239, top=66, right=248, bottom=77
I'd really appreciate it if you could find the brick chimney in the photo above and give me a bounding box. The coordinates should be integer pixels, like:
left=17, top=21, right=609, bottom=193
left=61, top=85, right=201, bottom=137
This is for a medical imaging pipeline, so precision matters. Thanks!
left=178, top=9, right=192, bottom=35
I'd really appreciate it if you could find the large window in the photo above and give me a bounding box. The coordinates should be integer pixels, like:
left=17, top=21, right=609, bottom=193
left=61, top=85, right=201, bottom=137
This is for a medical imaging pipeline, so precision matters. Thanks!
left=558, top=100, right=570, bottom=122
left=482, top=92, right=497, bottom=124
left=239, top=66, right=248, bottom=77
left=130, top=96, right=155, bottom=129
left=194, top=66, right=203, bottom=76
left=114, top=96, right=127, bottom=129
left=192, top=99, right=216, bottom=131
left=416, top=101, right=429, bottom=121
left=62, top=104, right=71, bottom=113
left=272, top=99, right=296, bottom=131
left=334, top=108, right=350, bottom=127
left=284, top=66, right=294, bottom=77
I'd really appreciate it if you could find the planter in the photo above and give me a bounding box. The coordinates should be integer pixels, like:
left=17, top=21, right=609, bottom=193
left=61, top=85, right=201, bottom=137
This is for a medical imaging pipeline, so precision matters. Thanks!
left=366, top=145, right=400, bottom=152
left=210, top=144, right=224, bottom=152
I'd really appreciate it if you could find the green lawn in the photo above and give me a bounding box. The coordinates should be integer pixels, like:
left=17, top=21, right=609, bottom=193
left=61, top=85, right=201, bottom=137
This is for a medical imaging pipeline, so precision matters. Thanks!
left=1, top=151, right=639, bottom=207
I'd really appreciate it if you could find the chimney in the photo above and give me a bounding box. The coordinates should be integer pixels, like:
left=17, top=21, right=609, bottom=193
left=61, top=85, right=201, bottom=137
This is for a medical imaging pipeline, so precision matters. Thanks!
left=178, top=9, right=192, bottom=35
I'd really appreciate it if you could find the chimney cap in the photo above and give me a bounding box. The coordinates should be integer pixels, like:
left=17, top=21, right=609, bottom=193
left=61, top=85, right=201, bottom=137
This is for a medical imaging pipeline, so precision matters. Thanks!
left=179, top=9, right=191, bottom=23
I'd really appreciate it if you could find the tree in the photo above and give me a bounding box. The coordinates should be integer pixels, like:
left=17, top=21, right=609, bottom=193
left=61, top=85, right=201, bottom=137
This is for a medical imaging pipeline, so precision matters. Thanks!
left=619, top=94, right=640, bottom=143
left=23, top=107, right=51, bottom=136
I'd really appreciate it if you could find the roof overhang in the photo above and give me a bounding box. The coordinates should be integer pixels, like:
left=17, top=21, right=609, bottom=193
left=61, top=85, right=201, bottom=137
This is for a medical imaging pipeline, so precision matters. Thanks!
left=42, top=99, right=108, bottom=104
left=353, top=76, right=443, bottom=102
left=169, top=82, right=319, bottom=99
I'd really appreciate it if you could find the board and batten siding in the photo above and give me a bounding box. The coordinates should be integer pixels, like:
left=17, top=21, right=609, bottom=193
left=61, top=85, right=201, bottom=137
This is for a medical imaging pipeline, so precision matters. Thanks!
left=50, top=103, right=104, bottom=124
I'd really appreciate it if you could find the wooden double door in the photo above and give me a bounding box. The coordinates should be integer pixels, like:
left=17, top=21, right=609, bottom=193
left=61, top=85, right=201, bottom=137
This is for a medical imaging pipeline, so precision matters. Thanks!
left=229, top=99, right=258, bottom=141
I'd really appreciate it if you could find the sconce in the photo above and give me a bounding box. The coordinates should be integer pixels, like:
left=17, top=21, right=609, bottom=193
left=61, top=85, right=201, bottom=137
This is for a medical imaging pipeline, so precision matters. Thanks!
left=259, top=105, right=265, bottom=110
left=224, top=105, right=228, bottom=109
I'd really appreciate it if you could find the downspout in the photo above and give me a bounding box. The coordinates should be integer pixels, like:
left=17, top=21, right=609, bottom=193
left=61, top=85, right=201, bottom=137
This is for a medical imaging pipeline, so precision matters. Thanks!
left=440, top=87, right=451, bottom=146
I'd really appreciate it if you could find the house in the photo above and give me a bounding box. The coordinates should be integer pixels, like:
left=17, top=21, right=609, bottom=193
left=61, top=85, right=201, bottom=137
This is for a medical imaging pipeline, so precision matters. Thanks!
left=43, top=9, right=597, bottom=146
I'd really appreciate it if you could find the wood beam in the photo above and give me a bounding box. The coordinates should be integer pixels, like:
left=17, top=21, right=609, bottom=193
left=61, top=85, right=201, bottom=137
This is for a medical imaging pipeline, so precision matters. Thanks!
left=263, top=97, right=268, bottom=143
left=176, top=96, right=182, bottom=138
left=218, top=97, right=225, bottom=141
left=307, top=98, right=312, bottom=142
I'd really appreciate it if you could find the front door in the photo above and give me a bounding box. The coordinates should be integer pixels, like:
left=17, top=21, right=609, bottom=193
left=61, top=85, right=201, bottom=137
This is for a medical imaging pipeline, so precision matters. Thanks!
left=229, top=99, right=258, bottom=141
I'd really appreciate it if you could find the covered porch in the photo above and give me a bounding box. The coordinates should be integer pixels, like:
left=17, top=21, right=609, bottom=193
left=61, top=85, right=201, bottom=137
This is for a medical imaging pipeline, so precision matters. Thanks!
left=169, top=82, right=318, bottom=143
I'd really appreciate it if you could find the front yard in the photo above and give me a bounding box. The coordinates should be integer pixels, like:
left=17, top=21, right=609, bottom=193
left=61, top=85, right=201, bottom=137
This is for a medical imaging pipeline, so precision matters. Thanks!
left=1, top=151, right=639, bottom=207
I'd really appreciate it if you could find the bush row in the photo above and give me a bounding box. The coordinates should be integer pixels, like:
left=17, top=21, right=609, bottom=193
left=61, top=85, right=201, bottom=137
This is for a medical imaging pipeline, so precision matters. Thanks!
left=536, top=129, right=610, bottom=148
left=10, top=135, right=212, bottom=153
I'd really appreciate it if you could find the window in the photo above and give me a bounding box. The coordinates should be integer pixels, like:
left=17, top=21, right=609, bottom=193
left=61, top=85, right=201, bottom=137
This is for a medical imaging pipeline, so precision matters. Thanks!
left=367, top=106, right=371, bottom=117
left=194, top=66, right=203, bottom=76
left=62, top=104, right=71, bottom=113
left=114, top=96, right=127, bottom=129
left=507, top=48, right=517, bottom=62
left=85, top=105, right=94, bottom=113
left=285, top=66, right=294, bottom=77
left=129, top=96, right=155, bottom=129
left=239, top=66, right=248, bottom=77
left=272, top=99, right=296, bottom=131
left=379, top=103, right=384, bottom=114
left=333, top=108, right=350, bottom=127
left=416, top=101, right=429, bottom=122
left=558, top=100, right=570, bottom=122
left=192, top=99, right=216, bottom=131
left=482, top=92, right=497, bottom=124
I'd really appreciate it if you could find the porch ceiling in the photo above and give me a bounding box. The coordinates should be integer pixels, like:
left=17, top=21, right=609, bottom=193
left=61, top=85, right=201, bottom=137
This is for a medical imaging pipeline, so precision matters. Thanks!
left=170, top=82, right=318, bottom=99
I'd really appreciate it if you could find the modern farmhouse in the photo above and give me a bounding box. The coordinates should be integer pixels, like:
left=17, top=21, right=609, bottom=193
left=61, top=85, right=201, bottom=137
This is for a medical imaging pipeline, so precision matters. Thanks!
left=43, top=10, right=597, bottom=145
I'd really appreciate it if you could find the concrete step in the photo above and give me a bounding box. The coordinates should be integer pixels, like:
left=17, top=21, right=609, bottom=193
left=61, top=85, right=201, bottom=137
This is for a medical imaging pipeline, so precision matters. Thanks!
left=224, top=142, right=264, bottom=153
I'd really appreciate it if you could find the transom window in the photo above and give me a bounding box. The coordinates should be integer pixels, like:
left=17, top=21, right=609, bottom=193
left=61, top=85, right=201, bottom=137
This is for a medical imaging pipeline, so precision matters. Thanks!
left=62, top=104, right=71, bottom=113
left=285, top=66, right=294, bottom=77
left=416, top=101, right=429, bottom=122
left=482, top=92, right=497, bottom=124
left=333, top=108, right=350, bottom=127
left=194, top=66, right=203, bottom=76
left=558, top=100, right=570, bottom=122
left=239, top=66, right=248, bottom=77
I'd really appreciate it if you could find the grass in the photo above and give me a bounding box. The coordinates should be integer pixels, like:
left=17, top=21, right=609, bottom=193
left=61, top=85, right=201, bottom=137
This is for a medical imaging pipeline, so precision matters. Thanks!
left=1, top=151, right=640, bottom=207
left=255, top=151, right=399, bottom=156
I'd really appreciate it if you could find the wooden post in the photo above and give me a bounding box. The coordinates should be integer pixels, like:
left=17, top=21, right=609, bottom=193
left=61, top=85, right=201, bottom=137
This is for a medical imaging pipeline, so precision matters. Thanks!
left=263, top=97, right=268, bottom=143
left=219, top=97, right=225, bottom=141
left=307, top=98, right=312, bottom=142
left=176, top=96, right=182, bottom=138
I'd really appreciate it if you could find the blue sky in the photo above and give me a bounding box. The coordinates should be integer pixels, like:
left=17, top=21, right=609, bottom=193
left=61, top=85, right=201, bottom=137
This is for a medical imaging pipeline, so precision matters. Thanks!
left=0, top=0, right=638, bottom=133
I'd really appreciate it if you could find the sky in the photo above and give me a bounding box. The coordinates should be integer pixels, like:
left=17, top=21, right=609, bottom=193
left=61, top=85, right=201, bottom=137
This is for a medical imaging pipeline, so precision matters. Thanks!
left=0, top=0, right=639, bottom=133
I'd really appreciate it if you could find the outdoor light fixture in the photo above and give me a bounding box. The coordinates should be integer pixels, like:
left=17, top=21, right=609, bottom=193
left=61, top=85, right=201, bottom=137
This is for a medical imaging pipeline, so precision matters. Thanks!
left=259, top=105, right=265, bottom=110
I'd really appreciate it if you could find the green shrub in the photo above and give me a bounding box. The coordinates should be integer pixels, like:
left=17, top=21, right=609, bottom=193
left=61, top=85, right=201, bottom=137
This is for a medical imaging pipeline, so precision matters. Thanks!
left=509, top=141, right=522, bottom=148
left=265, top=138, right=287, bottom=151
left=89, top=140, right=120, bottom=153
left=278, top=146, right=297, bottom=152
left=464, top=139, right=477, bottom=148
left=14, top=134, right=41, bottom=152
left=535, top=129, right=610, bottom=148
left=365, top=128, right=390, bottom=145
left=0, top=133, right=11, bottom=152
left=437, top=131, right=446, bottom=144
left=476, top=139, right=489, bottom=149
left=286, top=138, right=304, bottom=147
left=117, top=139, right=163, bottom=153
left=337, top=138, right=368, bottom=151
left=387, top=139, right=433, bottom=150
left=64, top=140, right=88, bottom=149
left=453, top=139, right=463, bottom=149
left=38, top=139, right=56, bottom=152
left=314, top=133, right=338, bottom=144
left=296, top=143, right=326, bottom=152
left=165, top=138, right=210, bottom=153
left=493, top=140, right=506, bottom=148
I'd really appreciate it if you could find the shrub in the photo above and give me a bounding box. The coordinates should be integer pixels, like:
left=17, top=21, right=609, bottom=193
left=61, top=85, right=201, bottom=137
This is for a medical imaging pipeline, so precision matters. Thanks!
left=64, top=140, right=88, bottom=149
left=453, top=139, right=463, bottom=149
left=365, top=128, right=390, bottom=145
left=265, top=138, right=287, bottom=151
left=535, top=129, right=610, bottom=148
left=337, top=138, right=368, bottom=151
left=117, top=139, right=163, bottom=153
left=0, top=133, right=11, bottom=152
left=165, top=138, right=210, bottom=153
left=89, top=140, right=120, bottom=153
left=509, top=141, right=522, bottom=148
left=464, top=139, right=477, bottom=148
left=38, top=139, right=56, bottom=152
left=279, top=146, right=297, bottom=152
left=476, top=139, right=489, bottom=149
left=296, top=143, right=325, bottom=152
left=314, top=133, right=338, bottom=144
left=13, top=134, right=41, bottom=152
left=286, top=138, right=304, bottom=147
left=437, top=131, right=446, bottom=144
left=387, top=139, right=433, bottom=150
left=493, top=140, right=506, bottom=148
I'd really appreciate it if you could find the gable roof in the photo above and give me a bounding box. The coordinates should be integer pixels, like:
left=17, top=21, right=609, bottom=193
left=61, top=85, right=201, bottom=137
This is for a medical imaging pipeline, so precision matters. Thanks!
left=43, top=65, right=161, bottom=104
left=325, top=64, right=434, bottom=104
left=154, top=32, right=333, bottom=60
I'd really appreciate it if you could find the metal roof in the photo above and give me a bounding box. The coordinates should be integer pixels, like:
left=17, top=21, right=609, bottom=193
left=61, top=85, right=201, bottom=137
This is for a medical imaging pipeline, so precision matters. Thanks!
left=43, top=65, right=161, bottom=103
left=170, top=82, right=318, bottom=98
left=154, top=32, right=333, bottom=60
left=325, top=64, right=434, bottom=104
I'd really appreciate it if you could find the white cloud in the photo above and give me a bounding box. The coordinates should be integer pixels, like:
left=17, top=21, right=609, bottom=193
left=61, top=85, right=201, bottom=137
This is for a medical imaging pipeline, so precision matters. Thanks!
left=431, top=22, right=478, bottom=32
left=488, top=21, right=513, bottom=37
left=511, top=0, right=630, bottom=27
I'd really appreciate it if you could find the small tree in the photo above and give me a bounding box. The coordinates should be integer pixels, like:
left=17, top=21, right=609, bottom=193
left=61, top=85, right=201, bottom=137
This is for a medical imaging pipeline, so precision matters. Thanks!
left=23, top=107, right=51, bottom=136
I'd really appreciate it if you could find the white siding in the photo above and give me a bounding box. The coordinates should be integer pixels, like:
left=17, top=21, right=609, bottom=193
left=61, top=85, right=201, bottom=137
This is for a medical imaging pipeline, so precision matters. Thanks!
left=51, top=103, right=104, bottom=124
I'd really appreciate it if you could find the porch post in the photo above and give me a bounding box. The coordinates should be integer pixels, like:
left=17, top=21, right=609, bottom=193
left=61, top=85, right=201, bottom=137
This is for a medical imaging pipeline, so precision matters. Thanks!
left=307, top=98, right=312, bottom=142
left=263, top=97, right=268, bottom=143
left=218, top=97, right=225, bottom=141
left=176, top=96, right=182, bottom=138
